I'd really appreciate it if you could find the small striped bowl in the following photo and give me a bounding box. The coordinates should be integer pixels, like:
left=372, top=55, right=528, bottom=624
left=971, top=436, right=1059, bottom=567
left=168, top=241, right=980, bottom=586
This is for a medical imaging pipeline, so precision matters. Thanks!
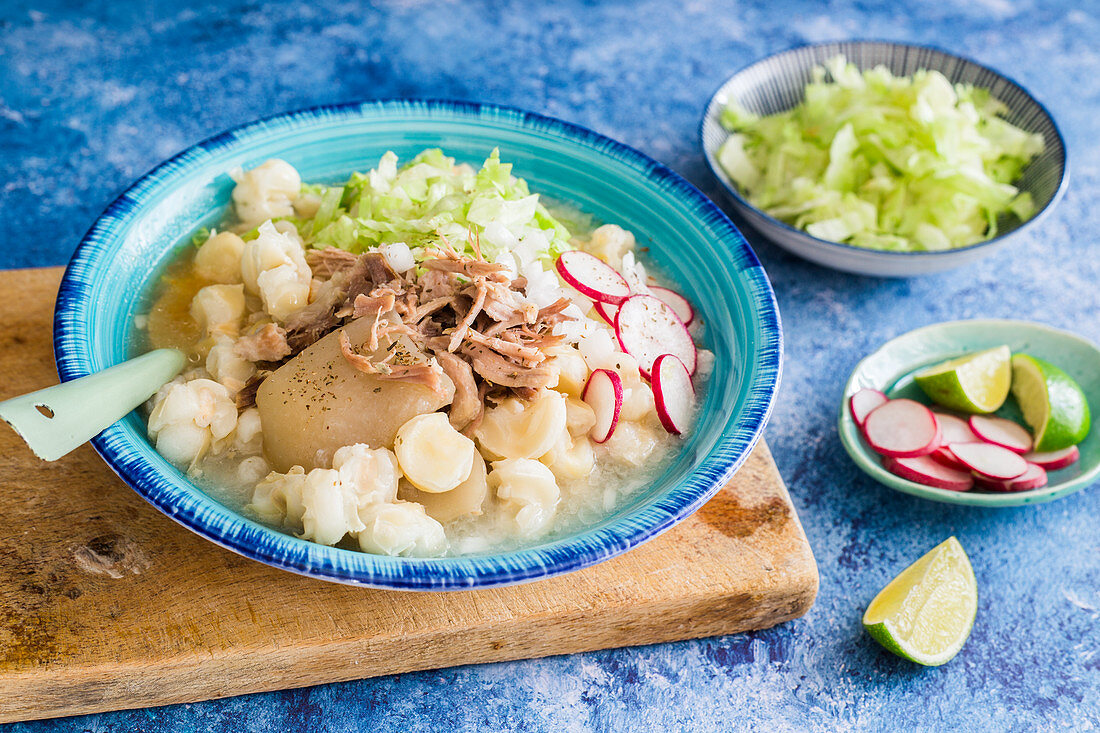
left=54, top=100, right=782, bottom=590
left=701, top=41, right=1068, bottom=277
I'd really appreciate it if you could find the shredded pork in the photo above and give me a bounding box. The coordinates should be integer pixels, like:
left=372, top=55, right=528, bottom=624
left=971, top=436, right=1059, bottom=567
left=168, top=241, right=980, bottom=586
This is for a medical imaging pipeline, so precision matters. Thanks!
left=434, top=350, right=482, bottom=431
left=305, top=247, right=358, bottom=279
left=234, top=323, right=292, bottom=362
left=234, top=240, right=576, bottom=421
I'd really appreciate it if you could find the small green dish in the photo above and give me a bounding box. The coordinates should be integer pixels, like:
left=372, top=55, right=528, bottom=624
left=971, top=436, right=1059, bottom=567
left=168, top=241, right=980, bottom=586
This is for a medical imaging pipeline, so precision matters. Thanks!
left=839, top=319, right=1100, bottom=507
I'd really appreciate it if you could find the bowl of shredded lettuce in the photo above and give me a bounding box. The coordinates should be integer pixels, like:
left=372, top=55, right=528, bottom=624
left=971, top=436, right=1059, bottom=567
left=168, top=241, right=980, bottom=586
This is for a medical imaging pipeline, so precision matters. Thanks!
left=701, top=41, right=1067, bottom=277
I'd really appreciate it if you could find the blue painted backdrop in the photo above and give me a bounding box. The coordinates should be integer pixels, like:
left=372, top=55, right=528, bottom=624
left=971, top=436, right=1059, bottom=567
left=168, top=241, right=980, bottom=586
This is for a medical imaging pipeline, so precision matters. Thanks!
left=3, top=1, right=1099, bottom=730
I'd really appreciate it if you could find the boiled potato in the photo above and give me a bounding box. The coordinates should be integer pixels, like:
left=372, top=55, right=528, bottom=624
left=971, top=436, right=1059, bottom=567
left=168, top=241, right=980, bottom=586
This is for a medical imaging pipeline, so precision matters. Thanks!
left=257, top=315, right=455, bottom=472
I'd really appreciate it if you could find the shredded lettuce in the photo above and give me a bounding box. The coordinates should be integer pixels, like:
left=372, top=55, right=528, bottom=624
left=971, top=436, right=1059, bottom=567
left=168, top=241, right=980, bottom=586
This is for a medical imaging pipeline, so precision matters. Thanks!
left=297, top=148, right=573, bottom=263
left=311, top=185, right=345, bottom=232
left=190, top=227, right=211, bottom=248
left=717, top=55, right=1045, bottom=251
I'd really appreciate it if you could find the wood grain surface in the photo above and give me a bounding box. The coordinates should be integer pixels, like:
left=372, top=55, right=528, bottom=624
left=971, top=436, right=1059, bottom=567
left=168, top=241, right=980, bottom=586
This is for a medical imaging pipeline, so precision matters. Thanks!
left=0, top=267, right=817, bottom=724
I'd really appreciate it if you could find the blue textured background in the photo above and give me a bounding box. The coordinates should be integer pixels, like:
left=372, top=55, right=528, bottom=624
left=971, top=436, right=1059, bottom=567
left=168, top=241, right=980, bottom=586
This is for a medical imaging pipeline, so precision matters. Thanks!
left=3, top=1, right=1099, bottom=730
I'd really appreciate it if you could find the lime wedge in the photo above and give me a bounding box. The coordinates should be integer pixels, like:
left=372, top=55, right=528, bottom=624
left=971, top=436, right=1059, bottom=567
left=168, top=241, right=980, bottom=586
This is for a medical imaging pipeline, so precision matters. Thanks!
left=913, top=345, right=1011, bottom=413
left=1010, top=354, right=1091, bottom=452
left=862, top=537, right=977, bottom=666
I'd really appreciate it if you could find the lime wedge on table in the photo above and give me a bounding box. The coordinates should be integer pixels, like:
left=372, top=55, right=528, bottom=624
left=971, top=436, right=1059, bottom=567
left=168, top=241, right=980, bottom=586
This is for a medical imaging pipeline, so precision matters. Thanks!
left=913, top=346, right=1011, bottom=413
left=1011, top=354, right=1091, bottom=452
left=863, top=537, right=977, bottom=667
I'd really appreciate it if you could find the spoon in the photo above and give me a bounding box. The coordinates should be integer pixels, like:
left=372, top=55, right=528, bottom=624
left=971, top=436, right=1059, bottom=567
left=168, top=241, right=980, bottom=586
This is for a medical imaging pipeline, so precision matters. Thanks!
left=0, top=349, right=186, bottom=460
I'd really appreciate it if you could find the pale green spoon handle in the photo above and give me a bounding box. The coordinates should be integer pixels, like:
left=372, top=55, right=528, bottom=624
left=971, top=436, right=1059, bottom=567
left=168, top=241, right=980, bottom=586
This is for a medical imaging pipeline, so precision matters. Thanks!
left=0, top=348, right=186, bottom=461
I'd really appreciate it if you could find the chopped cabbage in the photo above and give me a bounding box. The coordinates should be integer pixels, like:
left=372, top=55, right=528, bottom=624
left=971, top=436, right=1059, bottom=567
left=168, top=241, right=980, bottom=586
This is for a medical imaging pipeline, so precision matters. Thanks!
left=190, top=226, right=212, bottom=248
left=288, top=148, right=573, bottom=263
left=717, top=55, right=1045, bottom=251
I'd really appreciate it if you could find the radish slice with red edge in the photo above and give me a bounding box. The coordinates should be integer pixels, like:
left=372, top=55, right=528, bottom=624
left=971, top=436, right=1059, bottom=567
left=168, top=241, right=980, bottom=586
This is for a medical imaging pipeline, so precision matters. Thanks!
left=974, top=462, right=1048, bottom=492
left=968, top=415, right=1032, bottom=454
left=593, top=301, right=618, bottom=325
left=933, top=412, right=978, bottom=444
left=614, top=294, right=696, bottom=378
left=849, top=389, right=888, bottom=427
left=931, top=447, right=968, bottom=472
left=862, top=399, right=941, bottom=458
left=555, top=251, right=631, bottom=305
left=652, top=354, right=695, bottom=435
left=647, top=286, right=695, bottom=326
left=949, top=441, right=1028, bottom=480
left=581, top=369, right=623, bottom=443
left=1024, top=445, right=1080, bottom=470
left=884, top=456, right=974, bottom=492
left=1007, top=463, right=1049, bottom=491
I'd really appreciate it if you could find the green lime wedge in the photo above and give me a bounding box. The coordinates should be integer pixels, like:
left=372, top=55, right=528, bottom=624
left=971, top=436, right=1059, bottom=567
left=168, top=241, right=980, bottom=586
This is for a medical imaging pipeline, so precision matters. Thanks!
left=863, top=537, right=977, bottom=666
left=913, top=345, right=1011, bottom=413
left=1010, top=353, right=1091, bottom=452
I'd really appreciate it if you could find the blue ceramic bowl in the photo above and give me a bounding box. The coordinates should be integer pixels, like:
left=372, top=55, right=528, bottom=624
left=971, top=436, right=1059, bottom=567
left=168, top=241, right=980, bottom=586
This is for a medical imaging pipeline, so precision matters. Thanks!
left=840, top=319, right=1100, bottom=507
left=701, top=41, right=1068, bottom=277
left=54, top=100, right=782, bottom=590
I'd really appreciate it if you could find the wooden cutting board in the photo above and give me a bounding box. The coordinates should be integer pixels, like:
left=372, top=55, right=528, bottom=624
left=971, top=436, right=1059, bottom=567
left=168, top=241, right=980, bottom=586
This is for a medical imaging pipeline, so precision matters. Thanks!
left=0, top=267, right=817, bottom=724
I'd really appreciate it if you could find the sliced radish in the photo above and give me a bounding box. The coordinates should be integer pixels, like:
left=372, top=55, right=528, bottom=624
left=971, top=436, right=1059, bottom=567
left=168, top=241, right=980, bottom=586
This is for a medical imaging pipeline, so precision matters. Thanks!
left=933, top=412, right=978, bottom=444
left=849, top=389, right=888, bottom=427
left=581, top=368, right=623, bottom=443
left=593, top=301, right=618, bottom=325
left=862, top=399, right=941, bottom=458
left=1024, top=445, right=1080, bottom=471
left=931, top=446, right=968, bottom=472
left=648, top=286, right=695, bottom=326
left=949, top=441, right=1028, bottom=480
left=1008, top=463, right=1049, bottom=491
left=614, top=294, right=696, bottom=378
left=969, top=415, right=1033, bottom=454
left=652, top=354, right=695, bottom=435
left=884, top=455, right=974, bottom=492
left=555, top=251, right=631, bottom=305
left=974, top=462, right=1048, bottom=492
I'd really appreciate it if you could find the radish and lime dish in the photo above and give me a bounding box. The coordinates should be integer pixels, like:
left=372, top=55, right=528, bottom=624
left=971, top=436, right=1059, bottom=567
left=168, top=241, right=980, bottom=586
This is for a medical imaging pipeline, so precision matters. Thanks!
left=850, top=345, right=1091, bottom=493
left=139, top=149, right=712, bottom=557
